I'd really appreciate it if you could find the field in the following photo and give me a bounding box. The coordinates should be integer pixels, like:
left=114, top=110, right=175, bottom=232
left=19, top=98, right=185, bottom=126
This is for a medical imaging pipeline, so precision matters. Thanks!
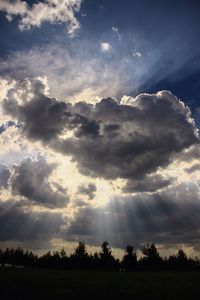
left=0, top=268, right=199, bottom=299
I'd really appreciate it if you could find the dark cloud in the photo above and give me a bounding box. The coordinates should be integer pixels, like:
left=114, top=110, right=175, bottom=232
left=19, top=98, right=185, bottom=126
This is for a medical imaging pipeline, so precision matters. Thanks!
left=0, top=200, right=64, bottom=241
left=77, top=183, right=96, bottom=199
left=3, top=79, right=70, bottom=141
left=173, top=144, right=200, bottom=163
left=66, top=206, right=106, bottom=244
left=10, top=156, right=69, bottom=208
left=55, top=92, right=199, bottom=181
left=67, top=183, right=200, bottom=248
left=185, top=163, right=200, bottom=174
left=3, top=79, right=199, bottom=187
left=0, top=164, right=11, bottom=188
left=74, top=199, right=89, bottom=207
left=123, top=174, right=172, bottom=193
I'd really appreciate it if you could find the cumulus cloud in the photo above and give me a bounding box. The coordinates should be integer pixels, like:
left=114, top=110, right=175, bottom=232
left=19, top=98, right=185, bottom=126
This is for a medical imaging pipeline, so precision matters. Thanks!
left=1, top=77, right=200, bottom=250
left=56, top=93, right=198, bottom=181
left=0, top=0, right=27, bottom=16
left=9, top=156, right=69, bottom=208
left=2, top=78, right=199, bottom=188
left=2, top=77, right=69, bottom=141
left=77, top=183, right=96, bottom=200
left=0, top=0, right=82, bottom=37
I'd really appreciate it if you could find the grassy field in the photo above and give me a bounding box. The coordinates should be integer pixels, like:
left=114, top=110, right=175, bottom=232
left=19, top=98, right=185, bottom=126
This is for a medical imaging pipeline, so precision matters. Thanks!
left=0, top=268, right=200, bottom=299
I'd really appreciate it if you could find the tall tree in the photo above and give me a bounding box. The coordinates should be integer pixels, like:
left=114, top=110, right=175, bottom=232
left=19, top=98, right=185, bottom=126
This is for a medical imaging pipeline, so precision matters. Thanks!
left=70, top=242, right=90, bottom=270
left=99, top=241, right=118, bottom=270
left=122, top=245, right=137, bottom=271
left=140, top=244, right=163, bottom=270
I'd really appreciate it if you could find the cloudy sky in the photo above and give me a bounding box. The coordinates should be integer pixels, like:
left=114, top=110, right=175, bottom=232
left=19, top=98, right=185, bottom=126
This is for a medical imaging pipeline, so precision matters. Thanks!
left=0, top=0, right=200, bottom=257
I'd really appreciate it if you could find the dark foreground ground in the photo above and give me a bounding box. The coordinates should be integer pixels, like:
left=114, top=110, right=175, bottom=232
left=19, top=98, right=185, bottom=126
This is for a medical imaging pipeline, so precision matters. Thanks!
left=0, top=268, right=200, bottom=300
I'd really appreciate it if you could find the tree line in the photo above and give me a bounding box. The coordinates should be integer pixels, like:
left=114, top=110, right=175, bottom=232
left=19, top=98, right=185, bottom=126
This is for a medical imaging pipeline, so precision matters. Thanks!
left=0, top=241, right=199, bottom=271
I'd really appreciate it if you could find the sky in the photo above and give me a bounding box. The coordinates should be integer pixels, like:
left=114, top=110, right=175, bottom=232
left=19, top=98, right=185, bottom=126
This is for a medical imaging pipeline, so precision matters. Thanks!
left=0, top=0, right=200, bottom=257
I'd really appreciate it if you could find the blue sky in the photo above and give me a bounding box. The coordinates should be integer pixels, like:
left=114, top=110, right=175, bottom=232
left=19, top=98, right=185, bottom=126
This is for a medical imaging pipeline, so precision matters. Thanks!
left=0, top=0, right=200, bottom=255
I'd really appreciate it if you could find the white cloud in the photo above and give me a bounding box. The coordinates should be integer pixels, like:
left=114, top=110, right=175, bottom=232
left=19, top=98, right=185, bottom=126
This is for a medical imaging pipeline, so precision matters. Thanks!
left=0, top=45, right=133, bottom=102
left=0, top=0, right=83, bottom=37
left=112, top=26, right=118, bottom=33
left=132, top=51, right=142, bottom=58
left=112, top=26, right=121, bottom=40
left=0, top=0, right=27, bottom=16
left=100, top=42, right=111, bottom=52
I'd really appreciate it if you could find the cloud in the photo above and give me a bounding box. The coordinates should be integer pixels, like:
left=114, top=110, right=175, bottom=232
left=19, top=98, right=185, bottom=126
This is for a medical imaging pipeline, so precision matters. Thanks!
left=0, top=164, right=11, bottom=188
left=112, top=26, right=121, bottom=40
left=77, top=183, right=96, bottom=200
left=0, top=120, right=20, bottom=135
left=112, top=26, right=118, bottom=33
left=0, top=45, right=130, bottom=102
left=0, top=0, right=83, bottom=37
left=0, top=200, right=64, bottom=241
left=9, top=156, right=69, bottom=208
left=67, top=182, right=200, bottom=248
left=132, top=51, right=142, bottom=58
left=0, top=77, right=200, bottom=250
left=185, top=163, right=200, bottom=174
left=2, top=78, right=199, bottom=188
left=100, top=42, right=111, bottom=52
left=2, top=77, right=69, bottom=141
left=0, top=0, right=27, bottom=16
left=173, top=144, right=200, bottom=163
left=123, top=174, right=172, bottom=193
left=56, top=92, right=198, bottom=181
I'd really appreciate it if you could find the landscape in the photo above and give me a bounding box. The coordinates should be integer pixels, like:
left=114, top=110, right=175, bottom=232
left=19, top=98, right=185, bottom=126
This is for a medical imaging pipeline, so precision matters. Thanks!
left=0, top=0, right=200, bottom=298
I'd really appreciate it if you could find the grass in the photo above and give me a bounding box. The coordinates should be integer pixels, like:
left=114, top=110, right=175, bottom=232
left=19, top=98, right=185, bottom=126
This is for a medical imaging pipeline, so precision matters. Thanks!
left=0, top=268, right=200, bottom=299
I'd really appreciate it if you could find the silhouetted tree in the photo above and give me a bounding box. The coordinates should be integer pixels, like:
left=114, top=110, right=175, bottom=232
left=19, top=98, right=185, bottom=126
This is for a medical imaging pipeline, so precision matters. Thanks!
left=122, top=245, right=137, bottom=271
left=140, top=244, right=163, bottom=270
left=0, top=248, right=5, bottom=266
left=59, top=248, right=68, bottom=269
left=69, top=242, right=91, bottom=270
left=38, top=251, right=52, bottom=269
left=98, top=241, right=119, bottom=270
left=0, top=242, right=199, bottom=271
left=167, top=249, right=195, bottom=270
